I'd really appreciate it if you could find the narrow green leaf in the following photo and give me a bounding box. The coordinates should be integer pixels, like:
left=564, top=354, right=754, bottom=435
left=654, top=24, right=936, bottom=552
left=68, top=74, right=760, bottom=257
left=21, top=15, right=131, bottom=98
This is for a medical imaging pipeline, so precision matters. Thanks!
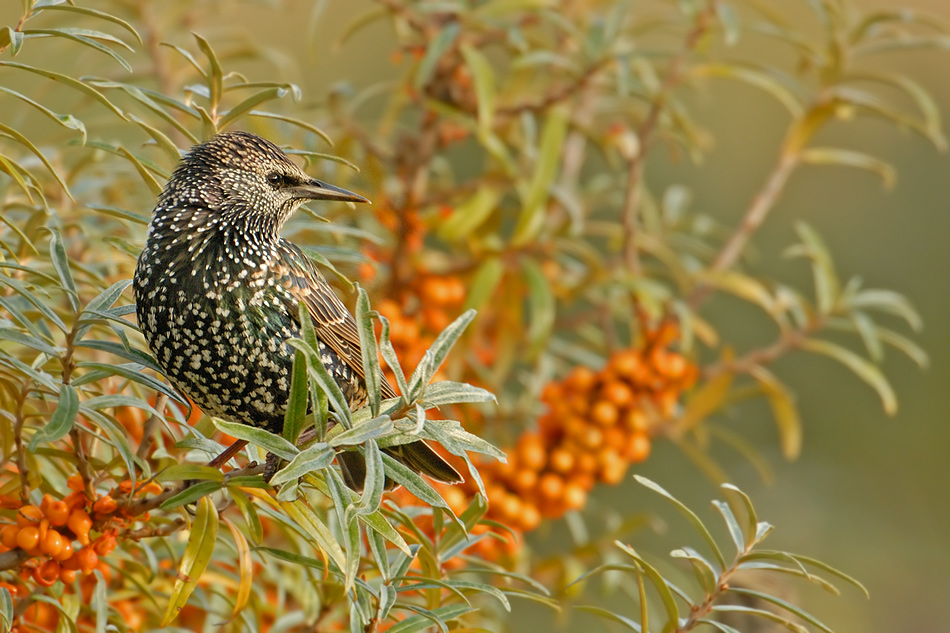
left=378, top=315, right=409, bottom=400
left=460, top=43, right=496, bottom=134
left=711, top=605, right=807, bottom=633
left=512, top=106, right=569, bottom=246
left=800, top=338, right=897, bottom=414
left=576, top=605, right=642, bottom=632
left=22, top=29, right=132, bottom=72
left=615, top=543, right=679, bottom=633
left=407, top=310, right=476, bottom=399
left=438, top=187, right=502, bottom=242
left=229, top=487, right=263, bottom=544
left=218, top=87, right=287, bottom=129
left=801, top=147, right=895, bottom=188
left=523, top=258, right=555, bottom=355
left=33, top=5, right=143, bottom=44
left=161, top=497, right=219, bottom=626
left=356, top=287, right=381, bottom=417
left=328, top=415, right=392, bottom=447
left=247, top=111, right=333, bottom=146
left=0, top=328, right=62, bottom=356
left=282, top=349, right=309, bottom=444
left=634, top=475, right=727, bottom=570
left=292, top=304, right=352, bottom=428
left=279, top=499, right=347, bottom=572
left=0, top=122, right=72, bottom=198
left=848, top=288, right=923, bottom=331
left=0, top=87, right=86, bottom=141
left=712, top=500, right=745, bottom=554
left=212, top=418, right=298, bottom=460
left=269, top=443, right=334, bottom=485
left=28, top=384, right=79, bottom=450
left=157, top=465, right=225, bottom=483
left=380, top=453, right=448, bottom=509
left=75, top=340, right=163, bottom=374
left=387, top=604, right=475, bottom=633
left=117, top=146, right=163, bottom=195
left=671, top=547, right=718, bottom=594
left=721, top=484, right=758, bottom=549
left=413, top=22, right=460, bottom=90
left=421, top=381, right=496, bottom=407
left=159, top=481, right=222, bottom=510
left=749, top=366, right=801, bottom=461
left=92, top=570, right=107, bottom=633
left=0, top=62, right=127, bottom=121
left=193, top=33, right=223, bottom=112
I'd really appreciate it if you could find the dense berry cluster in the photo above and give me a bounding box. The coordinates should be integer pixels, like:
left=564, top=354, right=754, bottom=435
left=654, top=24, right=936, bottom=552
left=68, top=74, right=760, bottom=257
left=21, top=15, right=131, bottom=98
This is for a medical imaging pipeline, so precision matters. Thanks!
left=390, top=321, right=697, bottom=562
left=0, top=474, right=157, bottom=595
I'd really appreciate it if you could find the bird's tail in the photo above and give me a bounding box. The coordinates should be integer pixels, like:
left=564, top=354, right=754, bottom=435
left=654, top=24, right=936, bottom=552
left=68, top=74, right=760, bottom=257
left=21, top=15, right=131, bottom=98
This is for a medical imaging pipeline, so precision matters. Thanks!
left=338, top=440, right=463, bottom=492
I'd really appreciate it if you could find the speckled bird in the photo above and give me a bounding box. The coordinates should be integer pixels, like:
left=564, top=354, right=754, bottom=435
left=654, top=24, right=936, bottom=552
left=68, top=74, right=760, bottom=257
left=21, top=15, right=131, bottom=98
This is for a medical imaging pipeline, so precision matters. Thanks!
left=134, top=131, right=461, bottom=490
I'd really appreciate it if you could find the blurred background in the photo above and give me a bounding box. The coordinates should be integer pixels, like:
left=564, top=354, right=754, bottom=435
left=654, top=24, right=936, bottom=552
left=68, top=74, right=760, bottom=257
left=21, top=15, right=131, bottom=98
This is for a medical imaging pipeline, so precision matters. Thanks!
left=3, top=0, right=947, bottom=630
left=301, top=1, right=950, bottom=631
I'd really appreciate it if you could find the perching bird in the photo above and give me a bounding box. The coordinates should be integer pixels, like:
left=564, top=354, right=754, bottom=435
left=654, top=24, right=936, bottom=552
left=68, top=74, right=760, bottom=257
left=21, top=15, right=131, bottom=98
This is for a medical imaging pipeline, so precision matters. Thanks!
left=134, top=131, right=461, bottom=490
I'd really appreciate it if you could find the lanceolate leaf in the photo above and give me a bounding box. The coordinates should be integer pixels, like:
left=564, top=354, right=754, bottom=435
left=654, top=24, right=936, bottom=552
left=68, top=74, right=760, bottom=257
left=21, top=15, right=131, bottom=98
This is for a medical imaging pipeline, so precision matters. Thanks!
left=800, top=338, right=897, bottom=414
left=28, top=384, right=79, bottom=451
left=161, top=497, right=219, bottom=626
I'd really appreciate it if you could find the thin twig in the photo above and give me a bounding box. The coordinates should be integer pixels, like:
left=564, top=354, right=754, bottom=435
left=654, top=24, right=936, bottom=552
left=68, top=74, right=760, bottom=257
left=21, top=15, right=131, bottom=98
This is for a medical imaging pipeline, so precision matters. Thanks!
left=688, top=151, right=801, bottom=309
left=621, top=4, right=717, bottom=275
left=703, top=319, right=821, bottom=379
left=136, top=392, right=168, bottom=461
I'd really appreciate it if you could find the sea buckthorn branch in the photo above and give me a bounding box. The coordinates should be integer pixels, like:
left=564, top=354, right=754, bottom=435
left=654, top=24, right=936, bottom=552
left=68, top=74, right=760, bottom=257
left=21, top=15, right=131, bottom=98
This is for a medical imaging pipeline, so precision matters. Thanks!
left=621, top=1, right=719, bottom=276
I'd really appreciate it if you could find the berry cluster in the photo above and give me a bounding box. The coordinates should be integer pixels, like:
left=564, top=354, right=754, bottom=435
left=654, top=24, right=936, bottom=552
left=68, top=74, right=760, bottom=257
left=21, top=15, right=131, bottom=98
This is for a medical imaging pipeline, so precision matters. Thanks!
left=0, top=474, right=158, bottom=590
left=390, top=321, right=697, bottom=563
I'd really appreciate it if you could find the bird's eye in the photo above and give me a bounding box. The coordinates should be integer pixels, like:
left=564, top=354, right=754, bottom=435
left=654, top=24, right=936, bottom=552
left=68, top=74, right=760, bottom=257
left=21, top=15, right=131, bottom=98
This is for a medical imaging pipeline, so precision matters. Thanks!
left=266, top=172, right=285, bottom=188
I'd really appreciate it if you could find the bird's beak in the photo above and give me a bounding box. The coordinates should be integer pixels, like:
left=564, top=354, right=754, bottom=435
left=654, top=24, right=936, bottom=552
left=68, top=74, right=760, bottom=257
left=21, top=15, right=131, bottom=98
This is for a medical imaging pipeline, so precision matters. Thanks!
left=291, top=179, right=371, bottom=204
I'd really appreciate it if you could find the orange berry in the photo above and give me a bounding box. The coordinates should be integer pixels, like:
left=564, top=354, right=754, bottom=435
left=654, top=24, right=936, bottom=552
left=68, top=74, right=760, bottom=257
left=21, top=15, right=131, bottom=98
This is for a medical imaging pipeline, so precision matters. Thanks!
left=603, top=427, right=626, bottom=451
left=53, top=538, right=74, bottom=562
left=548, top=447, right=575, bottom=474
left=538, top=473, right=564, bottom=502
left=16, top=505, right=42, bottom=528
left=15, top=526, right=39, bottom=552
left=516, top=433, right=547, bottom=472
left=60, top=551, right=81, bottom=571
left=77, top=547, right=99, bottom=575
left=64, top=491, right=87, bottom=512
left=625, top=433, right=652, bottom=463
left=45, top=500, right=69, bottom=527
left=602, top=380, right=635, bottom=407
left=519, top=504, right=541, bottom=531
left=92, top=496, right=118, bottom=514
left=511, top=468, right=538, bottom=493
left=621, top=409, right=649, bottom=434
left=93, top=534, right=117, bottom=557
left=591, top=400, right=619, bottom=426
left=609, top=350, right=641, bottom=379
left=578, top=426, right=604, bottom=450
left=137, top=481, right=163, bottom=497
left=598, top=449, right=628, bottom=485
left=1, top=525, right=18, bottom=549
left=33, top=560, right=60, bottom=588
left=564, top=483, right=587, bottom=511
left=497, top=494, right=522, bottom=524
left=41, top=530, right=64, bottom=558
left=67, top=509, right=92, bottom=545
left=565, top=366, right=597, bottom=393
left=574, top=449, right=597, bottom=474
left=59, top=569, right=77, bottom=584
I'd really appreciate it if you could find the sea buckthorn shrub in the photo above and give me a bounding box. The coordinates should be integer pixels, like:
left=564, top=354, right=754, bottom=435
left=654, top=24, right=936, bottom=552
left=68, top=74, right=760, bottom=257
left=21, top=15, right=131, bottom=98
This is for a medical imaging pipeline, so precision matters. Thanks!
left=0, top=0, right=940, bottom=632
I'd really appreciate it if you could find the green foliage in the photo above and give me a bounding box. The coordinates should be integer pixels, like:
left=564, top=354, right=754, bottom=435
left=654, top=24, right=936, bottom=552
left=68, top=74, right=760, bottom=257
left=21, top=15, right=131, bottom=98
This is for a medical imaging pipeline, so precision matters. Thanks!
left=574, top=477, right=867, bottom=633
left=0, top=0, right=942, bottom=631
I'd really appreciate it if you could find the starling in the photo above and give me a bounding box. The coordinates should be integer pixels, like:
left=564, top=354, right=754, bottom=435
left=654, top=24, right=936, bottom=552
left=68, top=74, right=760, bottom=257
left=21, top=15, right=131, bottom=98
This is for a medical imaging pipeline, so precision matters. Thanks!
left=134, top=131, right=462, bottom=490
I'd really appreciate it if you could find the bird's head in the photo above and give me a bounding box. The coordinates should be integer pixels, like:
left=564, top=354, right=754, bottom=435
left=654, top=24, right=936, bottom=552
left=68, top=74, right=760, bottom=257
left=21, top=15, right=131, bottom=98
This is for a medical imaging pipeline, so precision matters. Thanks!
left=160, top=131, right=369, bottom=230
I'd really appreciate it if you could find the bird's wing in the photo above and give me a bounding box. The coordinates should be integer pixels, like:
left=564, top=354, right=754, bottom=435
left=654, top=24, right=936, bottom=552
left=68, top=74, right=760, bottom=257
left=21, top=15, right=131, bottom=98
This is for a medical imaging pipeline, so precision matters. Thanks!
left=278, top=242, right=398, bottom=400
